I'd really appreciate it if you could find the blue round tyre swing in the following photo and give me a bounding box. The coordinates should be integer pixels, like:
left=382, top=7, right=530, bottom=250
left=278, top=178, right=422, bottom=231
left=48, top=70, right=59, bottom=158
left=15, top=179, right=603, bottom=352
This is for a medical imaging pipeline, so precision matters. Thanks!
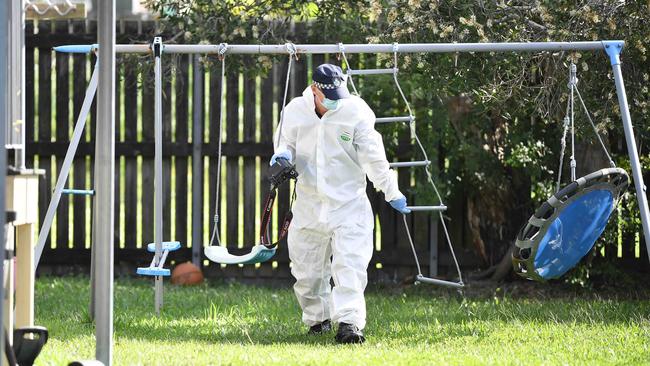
left=512, top=63, right=631, bottom=282
left=513, top=168, right=629, bottom=281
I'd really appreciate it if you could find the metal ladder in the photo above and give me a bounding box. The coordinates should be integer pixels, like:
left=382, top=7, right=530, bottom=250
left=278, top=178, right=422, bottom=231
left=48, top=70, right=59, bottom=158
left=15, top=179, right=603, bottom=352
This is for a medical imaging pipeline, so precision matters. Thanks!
left=338, top=43, right=464, bottom=288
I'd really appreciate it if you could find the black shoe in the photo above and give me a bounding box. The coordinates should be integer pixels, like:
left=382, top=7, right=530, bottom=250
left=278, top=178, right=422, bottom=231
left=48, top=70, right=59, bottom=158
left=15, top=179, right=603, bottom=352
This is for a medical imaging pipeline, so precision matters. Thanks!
left=335, top=322, right=365, bottom=344
left=307, top=320, right=332, bottom=335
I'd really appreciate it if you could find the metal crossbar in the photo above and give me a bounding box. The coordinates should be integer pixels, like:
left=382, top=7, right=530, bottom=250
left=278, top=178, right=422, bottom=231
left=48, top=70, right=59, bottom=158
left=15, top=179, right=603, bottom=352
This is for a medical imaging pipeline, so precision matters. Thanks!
left=53, top=41, right=618, bottom=55
left=61, top=189, right=94, bottom=196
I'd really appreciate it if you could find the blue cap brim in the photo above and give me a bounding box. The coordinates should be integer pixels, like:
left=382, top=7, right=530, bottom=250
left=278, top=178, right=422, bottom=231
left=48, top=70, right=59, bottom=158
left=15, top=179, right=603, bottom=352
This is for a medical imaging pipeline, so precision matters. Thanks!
left=322, top=86, right=350, bottom=100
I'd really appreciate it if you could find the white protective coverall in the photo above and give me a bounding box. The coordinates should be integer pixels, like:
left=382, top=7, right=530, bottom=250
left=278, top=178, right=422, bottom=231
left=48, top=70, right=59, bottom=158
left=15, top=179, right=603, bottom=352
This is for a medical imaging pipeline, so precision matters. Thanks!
left=274, top=86, right=403, bottom=329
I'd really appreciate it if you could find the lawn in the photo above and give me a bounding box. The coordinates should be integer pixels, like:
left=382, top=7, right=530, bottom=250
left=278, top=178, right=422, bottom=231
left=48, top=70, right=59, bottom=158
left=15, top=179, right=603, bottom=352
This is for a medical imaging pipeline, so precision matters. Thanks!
left=35, top=276, right=650, bottom=365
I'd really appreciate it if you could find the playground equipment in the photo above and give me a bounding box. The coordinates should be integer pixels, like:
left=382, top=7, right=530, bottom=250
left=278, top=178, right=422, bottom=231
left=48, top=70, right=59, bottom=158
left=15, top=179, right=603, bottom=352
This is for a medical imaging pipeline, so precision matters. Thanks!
left=43, top=38, right=650, bottom=366
left=513, top=63, right=630, bottom=281
left=41, top=37, right=181, bottom=317
left=338, top=42, right=463, bottom=288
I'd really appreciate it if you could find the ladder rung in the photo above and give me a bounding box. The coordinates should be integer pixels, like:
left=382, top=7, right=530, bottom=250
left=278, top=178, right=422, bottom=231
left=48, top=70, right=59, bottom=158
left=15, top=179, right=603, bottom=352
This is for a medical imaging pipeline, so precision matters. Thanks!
left=415, top=275, right=464, bottom=288
left=61, top=189, right=95, bottom=196
left=389, top=160, right=430, bottom=168
left=406, top=205, right=447, bottom=212
left=375, top=116, right=413, bottom=123
left=347, top=68, right=396, bottom=76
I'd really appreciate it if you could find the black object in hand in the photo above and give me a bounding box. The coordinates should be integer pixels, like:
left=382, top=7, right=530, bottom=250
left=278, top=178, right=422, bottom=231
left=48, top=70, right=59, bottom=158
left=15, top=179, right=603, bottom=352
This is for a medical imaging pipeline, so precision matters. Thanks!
left=268, top=157, right=298, bottom=188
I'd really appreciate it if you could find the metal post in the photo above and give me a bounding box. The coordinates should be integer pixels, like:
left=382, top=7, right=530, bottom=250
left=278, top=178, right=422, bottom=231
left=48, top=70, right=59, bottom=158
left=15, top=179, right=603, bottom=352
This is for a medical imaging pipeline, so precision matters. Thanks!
left=0, top=0, right=9, bottom=361
left=152, top=37, right=164, bottom=315
left=93, top=0, right=115, bottom=364
left=604, top=41, right=650, bottom=262
left=33, top=63, right=99, bottom=270
left=9, top=0, right=25, bottom=170
left=191, top=55, right=204, bottom=268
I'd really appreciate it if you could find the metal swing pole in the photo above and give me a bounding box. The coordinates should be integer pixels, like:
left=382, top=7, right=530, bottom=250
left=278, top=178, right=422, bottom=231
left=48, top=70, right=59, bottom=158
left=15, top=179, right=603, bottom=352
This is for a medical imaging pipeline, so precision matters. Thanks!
left=0, top=0, right=9, bottom=360
left=152, top=37, right=164, bottom=315
left=92, top=0, right=116, bottom=364
left=604, top=41, right=650, bottom=263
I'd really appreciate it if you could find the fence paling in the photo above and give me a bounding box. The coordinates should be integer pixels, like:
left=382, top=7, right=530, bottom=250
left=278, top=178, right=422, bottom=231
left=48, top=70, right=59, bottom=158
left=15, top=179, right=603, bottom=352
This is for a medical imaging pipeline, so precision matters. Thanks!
left=175, top=54, right=190, bottom=252
left=124, top=65, right=138, bottom=249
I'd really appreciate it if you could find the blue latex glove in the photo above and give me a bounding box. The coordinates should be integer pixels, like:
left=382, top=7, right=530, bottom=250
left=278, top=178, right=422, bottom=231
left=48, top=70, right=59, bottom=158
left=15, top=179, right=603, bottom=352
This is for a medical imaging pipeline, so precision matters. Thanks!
left=390, top=196, right=411, bottom=214
left=270, top=150, right=293, bottom=166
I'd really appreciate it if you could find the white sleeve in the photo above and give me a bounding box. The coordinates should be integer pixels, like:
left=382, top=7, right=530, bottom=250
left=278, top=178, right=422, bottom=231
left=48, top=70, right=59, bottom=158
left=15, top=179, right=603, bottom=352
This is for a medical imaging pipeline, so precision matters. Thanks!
left=273, top=105, right=297, bottom=159
left=354, top=113, right=403, bottom=202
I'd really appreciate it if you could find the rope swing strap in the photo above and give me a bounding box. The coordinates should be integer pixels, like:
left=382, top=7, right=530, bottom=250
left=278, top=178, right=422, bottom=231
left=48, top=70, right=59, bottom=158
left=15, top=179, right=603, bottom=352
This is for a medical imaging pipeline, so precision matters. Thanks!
left=211, top=42, right=298, bottom=249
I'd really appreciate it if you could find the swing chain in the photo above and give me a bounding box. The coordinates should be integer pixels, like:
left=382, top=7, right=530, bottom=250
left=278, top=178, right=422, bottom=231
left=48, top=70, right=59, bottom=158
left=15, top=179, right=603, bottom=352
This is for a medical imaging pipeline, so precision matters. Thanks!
left=557, top=62, right=616, bottom=188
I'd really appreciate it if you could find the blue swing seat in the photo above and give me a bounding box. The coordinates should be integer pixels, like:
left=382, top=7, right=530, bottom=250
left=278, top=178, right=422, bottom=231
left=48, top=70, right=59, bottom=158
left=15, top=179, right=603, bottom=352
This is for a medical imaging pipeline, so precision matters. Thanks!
left=136, top=241, right=182, bottom=277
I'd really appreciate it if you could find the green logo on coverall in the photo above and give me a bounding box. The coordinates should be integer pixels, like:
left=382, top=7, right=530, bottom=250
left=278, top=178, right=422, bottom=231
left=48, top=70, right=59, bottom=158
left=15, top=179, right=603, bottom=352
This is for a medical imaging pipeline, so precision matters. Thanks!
left=340, top=131, right=352, bottom=142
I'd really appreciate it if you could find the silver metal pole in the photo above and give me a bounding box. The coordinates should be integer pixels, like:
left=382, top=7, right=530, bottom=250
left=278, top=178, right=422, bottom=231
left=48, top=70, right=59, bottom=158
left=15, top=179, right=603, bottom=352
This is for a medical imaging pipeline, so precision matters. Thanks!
left=33, top=63, right=99, bottom=271
left=191, top=55, right=204, bottom=268
left=55, top=41, right=616, bottom=55
left=153, top=37, right=164, bottom=315
left=94, top=0, right=115, bottom=364
left=162, top=41, right=608, bottom=54
left=604, top=41, right=650, bottom=262
left=0, top=0, right=9, bottom=359
left=9, top=0, right=25, bottom=169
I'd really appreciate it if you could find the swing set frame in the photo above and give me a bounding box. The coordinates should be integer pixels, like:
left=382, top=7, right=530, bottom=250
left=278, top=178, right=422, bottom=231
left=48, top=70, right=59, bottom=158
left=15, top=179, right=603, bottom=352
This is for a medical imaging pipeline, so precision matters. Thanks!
left=36, top=39, right=650, bottom=365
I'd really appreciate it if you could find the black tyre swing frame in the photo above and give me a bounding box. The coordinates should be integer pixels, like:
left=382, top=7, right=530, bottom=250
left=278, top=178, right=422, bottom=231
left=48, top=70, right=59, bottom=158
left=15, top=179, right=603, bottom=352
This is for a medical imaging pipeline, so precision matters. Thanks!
left=513, top=167, right=629, bottom=282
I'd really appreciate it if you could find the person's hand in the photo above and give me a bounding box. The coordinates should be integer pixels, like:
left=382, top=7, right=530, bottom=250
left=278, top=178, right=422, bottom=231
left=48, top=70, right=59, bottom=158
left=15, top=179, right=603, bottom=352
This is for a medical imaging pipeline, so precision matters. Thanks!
left=389, top=195, right=411, bottom=214
left=270, top=150, right=293, bottom=166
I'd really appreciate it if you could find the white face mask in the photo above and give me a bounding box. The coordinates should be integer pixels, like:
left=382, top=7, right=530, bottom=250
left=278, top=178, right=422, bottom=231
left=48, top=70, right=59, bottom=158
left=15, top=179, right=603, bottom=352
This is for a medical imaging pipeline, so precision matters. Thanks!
left=322, top=98, right=340, bottom=110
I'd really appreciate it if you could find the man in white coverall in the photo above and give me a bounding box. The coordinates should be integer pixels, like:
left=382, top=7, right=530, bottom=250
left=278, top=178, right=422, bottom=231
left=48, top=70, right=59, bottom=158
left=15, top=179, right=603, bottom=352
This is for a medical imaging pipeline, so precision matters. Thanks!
left=271, top=64, right=410, bottom=344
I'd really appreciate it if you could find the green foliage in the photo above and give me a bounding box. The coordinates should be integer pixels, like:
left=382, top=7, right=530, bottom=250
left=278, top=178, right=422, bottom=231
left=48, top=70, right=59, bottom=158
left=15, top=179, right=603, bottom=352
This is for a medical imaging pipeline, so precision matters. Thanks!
left=145, top=0, right=375, bottom=73
left=374, top=0, right=650, bottom=194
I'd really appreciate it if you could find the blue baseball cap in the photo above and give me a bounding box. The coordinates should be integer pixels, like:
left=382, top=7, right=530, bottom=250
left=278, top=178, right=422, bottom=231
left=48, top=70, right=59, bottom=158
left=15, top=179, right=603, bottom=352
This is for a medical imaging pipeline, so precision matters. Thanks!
left=313, top=64, right=350, bottom=100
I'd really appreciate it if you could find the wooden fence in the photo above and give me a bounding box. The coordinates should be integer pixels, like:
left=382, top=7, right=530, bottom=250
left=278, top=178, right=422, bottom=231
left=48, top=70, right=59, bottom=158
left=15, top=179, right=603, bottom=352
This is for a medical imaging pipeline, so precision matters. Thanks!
left=25, top=20, right=648, bottom=281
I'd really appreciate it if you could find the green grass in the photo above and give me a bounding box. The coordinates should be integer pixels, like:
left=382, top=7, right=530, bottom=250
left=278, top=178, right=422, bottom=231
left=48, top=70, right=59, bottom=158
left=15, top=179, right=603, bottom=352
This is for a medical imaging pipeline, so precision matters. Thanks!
left=35, top=276, right=650, bottom=365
